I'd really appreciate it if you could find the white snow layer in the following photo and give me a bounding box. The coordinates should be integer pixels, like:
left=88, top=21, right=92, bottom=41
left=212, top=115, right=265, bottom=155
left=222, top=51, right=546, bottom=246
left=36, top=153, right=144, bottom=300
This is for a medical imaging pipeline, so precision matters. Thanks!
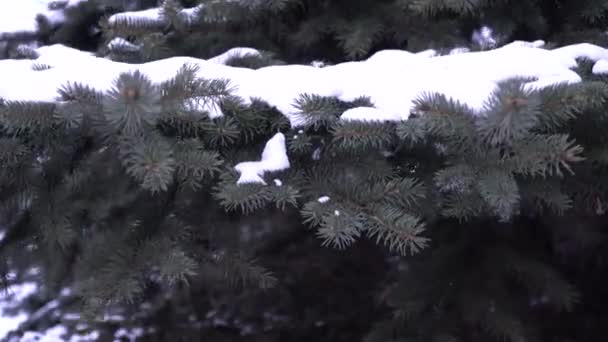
left=17, top=324, right=99, bottom=342
left=234, top=133, right=290, bottom=184
left=108, top=4, right=203, bottom=25
left=1, top=41, right=607, bottom=126
left=0, top=0, right=86, bottom=36
left=0, top=282, right=38, bottom=339
left=593, top=59, right=608, bottom=74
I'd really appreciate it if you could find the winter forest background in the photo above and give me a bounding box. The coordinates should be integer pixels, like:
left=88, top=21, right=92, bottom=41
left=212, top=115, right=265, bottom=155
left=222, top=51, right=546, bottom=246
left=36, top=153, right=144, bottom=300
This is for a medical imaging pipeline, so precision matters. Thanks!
left=2, top=0, right=608, bottom=341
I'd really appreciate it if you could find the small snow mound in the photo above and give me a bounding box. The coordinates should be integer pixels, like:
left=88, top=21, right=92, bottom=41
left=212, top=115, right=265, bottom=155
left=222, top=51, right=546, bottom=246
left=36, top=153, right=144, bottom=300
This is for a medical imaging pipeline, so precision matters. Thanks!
left=108, top=8, right=162, bottom=24
left=208, top=47, right=262, bottom=64
left=311, top=60, right=326, bottom=68
left=450, top=47, right=470, bottom=55
left=367, top=50, right=415, bottom=63
left=235, top=133, right=290, bottom=185
left=318, top=196, right=330, bottom=203
left=341, top=107, right=400, bottom=122
left=273, top=179, right=283, bottom=186
left=108, top=5, right=204, bottom=25
left=415, top=49, right=438, bottom=58
left=107, top=38, right=139, bottom=51
left=593, top=59, right=608, bottom=74
left=503, top=40, right=545, bottom=49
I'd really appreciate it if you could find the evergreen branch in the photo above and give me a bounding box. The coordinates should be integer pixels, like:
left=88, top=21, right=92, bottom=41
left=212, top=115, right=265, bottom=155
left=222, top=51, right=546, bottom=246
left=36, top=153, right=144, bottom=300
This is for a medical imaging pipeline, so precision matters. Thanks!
left=365, top=206, right=429, bottom=255
left=31, top=63, right=52, bottom=71
left=159, top=63, right=202, bottom=107
left=521, top=181, right=572, bottom=215
left=202, top=116, right=241, bottom=147
left=209, top=252, right=277, bottom=290
left=536, top=83, right=581, bottom=131
left=290, top=14, right=333, bottom=48
left=160, top=0, right=189, bottom=31
left=434, top=164, right=476, bottom=193
left=411, top=91, right=477, bottom=147
left=441, top=191, right=486, bottom=221
left=396, top=118, right=427, bottom=145
left=39, top=212, right=76, bottom=251
left=57, top=82, right=104, bottom=105
left=301, top=199, right=333, bottom=227
left=288, top=132, right=313, bottom=154
left=137, top=237, right=198, bottom=286
left=174, top=139, right=223, bottom=190
left=380, top=177, right=427, bottom=208
left=119, top=134, right=176, bottom=193
left=0, top=101, right=57, bottom=135
left=475, top=168, right=520, bottom=221
left=292, top=93, right=342, bottom=129
left=104, top=70, right=162, bottom=134
left=269, top=183, right=300, bottom=211
left=335, top=19, right=385, bottom=60
left=221, top=96, right=269, bottom=143
left=0, top=137, right=31, bottom=168
left=331, top=121, right=395, bottom=151
left=214, top=181, right=273, bottom=214
left=477, top=78, right=542, bottom=146
left=316, top=209, right=364, bottom=250
left=508, top=134, right=585, bottom=177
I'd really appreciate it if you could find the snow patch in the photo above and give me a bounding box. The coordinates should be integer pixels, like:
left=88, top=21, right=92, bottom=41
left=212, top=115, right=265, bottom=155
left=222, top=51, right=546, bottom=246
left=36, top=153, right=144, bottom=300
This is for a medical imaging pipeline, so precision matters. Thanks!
left=450, top=47, right=470, bottom=55
left=108, top=7, right=162, bottom=24
left=107, top=37, right=139, bottom=51
left=318, top=196, right=330, bottom=203
left=114, top=327, right=144, bottom=341
left=108, top=4, right=204, bottom=25
left=593, top=59, right=608, bottom=74
left=341, top=107, right=397, bottom=122
left=234, top=133, right=290, bottom=185
left=207, top=47, right=262, bottom=65
left=0, top=282, right=38, bottom=339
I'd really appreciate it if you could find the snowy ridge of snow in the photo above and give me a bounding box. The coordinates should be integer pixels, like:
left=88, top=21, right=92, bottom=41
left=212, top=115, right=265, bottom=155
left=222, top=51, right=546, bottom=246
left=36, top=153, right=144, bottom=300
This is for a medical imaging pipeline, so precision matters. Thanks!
left=108, top=4, right=203, bottom=24
left=234, top=133, right=290, bottom=184
left=207, top=47, right=262, bottom=64
left=341, top=107, right=397, bottom=122
left=0, top=282, right=38, bottom=339
left=107, top=37, right=139, bottom=51
left=17, top=325, right=100, bottom=342
left=1, top=42, right=608, bottom=127
left=108, top=7, right=162, bottom=24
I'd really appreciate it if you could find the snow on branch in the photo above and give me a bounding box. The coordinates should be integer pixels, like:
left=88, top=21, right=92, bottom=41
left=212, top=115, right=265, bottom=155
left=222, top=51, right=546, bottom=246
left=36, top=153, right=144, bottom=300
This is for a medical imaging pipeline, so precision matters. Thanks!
left=2, top=42, right=608, bottom=126
left=234, top=133, right=290, bottom=185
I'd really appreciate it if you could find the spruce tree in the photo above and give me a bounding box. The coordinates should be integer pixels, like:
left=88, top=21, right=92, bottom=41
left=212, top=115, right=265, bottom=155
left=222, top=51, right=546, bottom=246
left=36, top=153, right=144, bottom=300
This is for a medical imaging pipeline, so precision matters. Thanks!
left=3, top=1, right=608, bottom=341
